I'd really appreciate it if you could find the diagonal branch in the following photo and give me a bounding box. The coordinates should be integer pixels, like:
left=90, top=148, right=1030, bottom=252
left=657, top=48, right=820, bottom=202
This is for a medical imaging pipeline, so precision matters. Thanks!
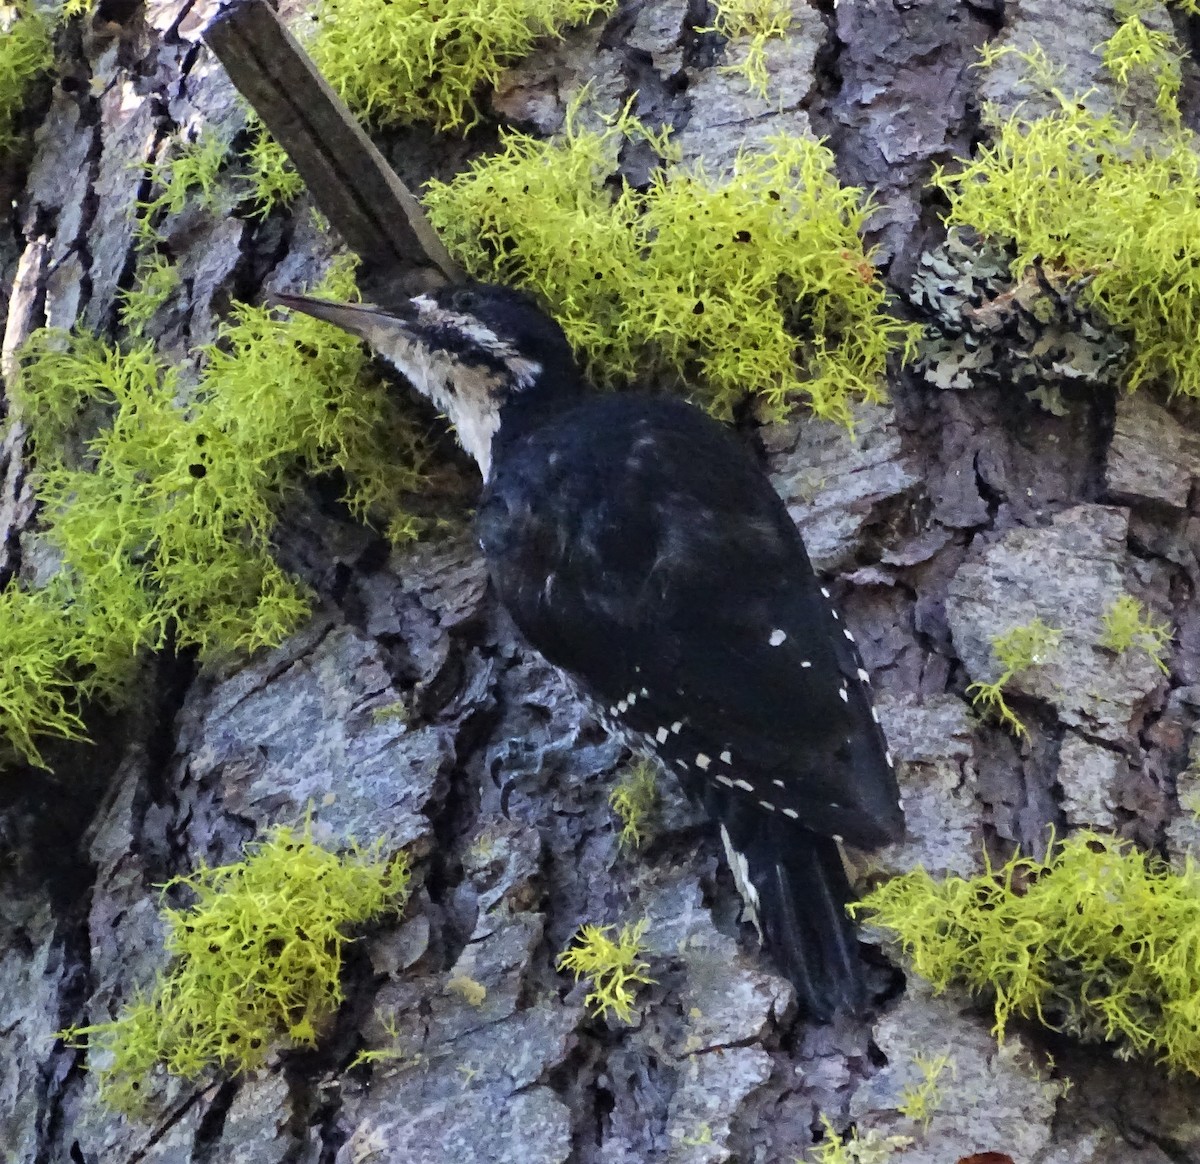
left=203, top=0, right=464, bottom=295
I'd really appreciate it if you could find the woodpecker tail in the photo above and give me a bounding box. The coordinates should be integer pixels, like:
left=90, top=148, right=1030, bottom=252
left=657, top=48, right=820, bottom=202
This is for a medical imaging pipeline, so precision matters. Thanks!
left=717, top=803, right=867, bottom=1020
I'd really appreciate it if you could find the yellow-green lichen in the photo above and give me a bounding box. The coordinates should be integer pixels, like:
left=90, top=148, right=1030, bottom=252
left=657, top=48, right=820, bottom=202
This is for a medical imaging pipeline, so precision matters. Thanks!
left=0, top=1, right=52, bottom=154
left=896, top=1052, right=954, bottom=1132
left=424, top=107, right=918, bottom=428
left=349, top=1009, right=408, bottom=1069
left=60, top=819, right=411, bottom=1113
left=242, top=127, right=306, bottom=219
left=942, top=18, right=1200, bottom=398
left=1098, top=594, right=1171, bottom=674
left=966, top=617, right=1061, bottom=738
left=608, top=758, right=659, bottom=850
left=803, top=1117, right=913, bottom=1164
left=118, top=254, right=182, bottom=335
left=696, top=0, right=794, bottom=100
left=303, top=0, right=615, bottom=133
left=4, top=258, right=431, bottom=766
left=1100, top=12, right=1184, bottom=120
left=855, top=832, right=1200, bottom=1075
left=136, top=131, right=229, bottom=238
left=556, top=918, right=655, bottom=1024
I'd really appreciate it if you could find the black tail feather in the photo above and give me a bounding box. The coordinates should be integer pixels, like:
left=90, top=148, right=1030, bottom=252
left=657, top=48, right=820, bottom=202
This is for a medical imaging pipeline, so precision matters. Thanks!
left=715, top=796, right=868, bottom=1020
left=760, top=831, right=866, bottom=1020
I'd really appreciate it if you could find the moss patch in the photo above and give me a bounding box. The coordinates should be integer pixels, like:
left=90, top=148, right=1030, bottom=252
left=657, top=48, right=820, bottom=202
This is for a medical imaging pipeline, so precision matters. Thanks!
left=424, top=108, right=918, bottom=428
left=557, top=918, right=654, bottom=1024
left=304, top=0, right=616, bottom=133
left=4, top=259, right=431, bottom=767
left=0, top=1, right=52, bottom=154
left=857, top=833, right=1200, bottom=1075
left=61, top=819, right=410, bottom=1113
left=941, top=14, right=1200, bottom=398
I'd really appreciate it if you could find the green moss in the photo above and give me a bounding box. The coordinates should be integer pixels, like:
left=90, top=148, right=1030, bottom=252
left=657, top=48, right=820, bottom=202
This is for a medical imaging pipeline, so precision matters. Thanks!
left=5, top=258, right=432, bottom=766
left=856, top=832, right=1200, bottom=1075
left=941, top=19, right=1200, bottom=398
left=966, top=617, right=1061, bottom=738
left=897, top=1052, right=953, bottom=1131
left=608, top=758, right=658, bottom=850
left=348, top=1009, right=407, bottom=1069
left=556, top=918, right=655, bottom=1024
left=802, top=1117, right=913, bottom=1164
left=61, top=819, right=410, bottom=1113
left=1100, top=13, right=1183, bottom=120
left=118, top=254, right=182, bottom=335
left=1098, top=594, right=1172, bottom=674
left=0, top=1, right=53, bottom=155
left=242, top=129, right=305, bottom=219
left=303, top=0, right=615, bottom=134
left=695, top=0, right=794, bottom=99
left=138, top=132, right=228, bottom=231
left=424, top=107, right=918, bottom=428
left=0, top=575, right=143, bottom=768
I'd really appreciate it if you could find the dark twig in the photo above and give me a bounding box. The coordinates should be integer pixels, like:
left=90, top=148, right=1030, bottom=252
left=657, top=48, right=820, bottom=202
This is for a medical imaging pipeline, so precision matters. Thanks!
left=203, top=0, right=464, bottom=297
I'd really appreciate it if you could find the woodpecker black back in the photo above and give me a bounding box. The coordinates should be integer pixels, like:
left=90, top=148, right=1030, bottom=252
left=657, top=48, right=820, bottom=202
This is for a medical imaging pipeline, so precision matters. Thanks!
left=273, top=281, right=905, bottom=1019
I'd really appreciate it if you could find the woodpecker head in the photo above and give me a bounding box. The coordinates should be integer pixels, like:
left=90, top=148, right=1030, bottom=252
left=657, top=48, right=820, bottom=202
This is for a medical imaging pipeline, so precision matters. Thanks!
left=273, top=281, right=585, bottom=478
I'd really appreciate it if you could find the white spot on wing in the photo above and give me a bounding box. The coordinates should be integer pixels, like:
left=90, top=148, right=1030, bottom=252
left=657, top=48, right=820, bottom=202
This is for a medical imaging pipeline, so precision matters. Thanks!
left=715, top=774, right=735, bottom=787
left=886, top=749, right=894, bottom=766
left=617, top=700, right=628, bottom=713
left=772, top=779, right=785, bottom=789
left=820, top=587, right=831, bottom=598
left=719, top=751, right=732, bottom=764
left=843, top=628, right=855, bottom=642
left=769, top=628, right=786, bottom=646
left=656, top=727, right=669, bottom=744
left=758, top=800, right=775, bottom=812
left=782, top=808, right=799, bottom=819
left=671, top=721, right=683, bottom=733
left=800, top=660, right=812, bottom=668
left=734, top=778, right=754, bottom=792
left=857, top=668, right=870, bottom=682
left=871, top=707, right=880, bottom=723
left=696, top=753, right=711, bottom=770
left=839, top=686, right=849, bottom=702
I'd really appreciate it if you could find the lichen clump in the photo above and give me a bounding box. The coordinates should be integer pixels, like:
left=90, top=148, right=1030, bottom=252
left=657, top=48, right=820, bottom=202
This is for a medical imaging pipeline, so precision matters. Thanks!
left=696, top=0, right=794, bottom=99
left=965, top=617, right=1061, bottom=738
left=0, top=0, right=52, bottom=153
left=1098, top=594, right=1172, bottom=674
left=4, top=259, right=429, bottom=766
left=556, top=918, right=655, bottom=1024
left=856, top=833, right=1200, bottom=1075
left=305, top=0, right=615, bottom=132
left=425, top=111, right=917, bottom=428
left=805, top=1116, right=913, bottom=1164
left=61, top=821, right=411, bottom=1113
left=941, top=12, right=1200, bottom=398
left=608, top=758, right=659, bottom=849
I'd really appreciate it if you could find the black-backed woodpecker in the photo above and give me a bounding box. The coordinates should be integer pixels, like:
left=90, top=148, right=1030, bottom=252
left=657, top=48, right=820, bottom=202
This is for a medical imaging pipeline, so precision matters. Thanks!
left=274, top=281, right=905, bottom=1020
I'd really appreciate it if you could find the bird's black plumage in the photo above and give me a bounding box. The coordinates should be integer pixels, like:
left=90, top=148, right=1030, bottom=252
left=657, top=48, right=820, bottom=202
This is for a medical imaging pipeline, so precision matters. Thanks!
left=274, top=280, right=905, bottom=1019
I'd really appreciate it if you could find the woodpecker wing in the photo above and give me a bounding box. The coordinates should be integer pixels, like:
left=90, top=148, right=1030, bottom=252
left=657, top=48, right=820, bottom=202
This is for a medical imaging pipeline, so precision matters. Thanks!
left=478, top=393, right=903, bottom=851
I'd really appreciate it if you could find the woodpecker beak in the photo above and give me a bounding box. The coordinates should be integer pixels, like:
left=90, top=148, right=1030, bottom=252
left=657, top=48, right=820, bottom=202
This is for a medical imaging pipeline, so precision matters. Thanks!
left=268, top=292, right=419, bottom=348
left=269, top=290, right=511, bottom=479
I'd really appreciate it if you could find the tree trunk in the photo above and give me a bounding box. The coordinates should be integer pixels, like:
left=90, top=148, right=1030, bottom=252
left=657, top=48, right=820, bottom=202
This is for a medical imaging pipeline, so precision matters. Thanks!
left=3, top=0, right=1200, bottom=1162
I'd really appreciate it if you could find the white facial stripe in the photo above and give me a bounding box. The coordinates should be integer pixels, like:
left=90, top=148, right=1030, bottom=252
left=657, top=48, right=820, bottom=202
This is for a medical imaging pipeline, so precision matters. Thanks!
left=378, top=333, right=502, bottom=479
